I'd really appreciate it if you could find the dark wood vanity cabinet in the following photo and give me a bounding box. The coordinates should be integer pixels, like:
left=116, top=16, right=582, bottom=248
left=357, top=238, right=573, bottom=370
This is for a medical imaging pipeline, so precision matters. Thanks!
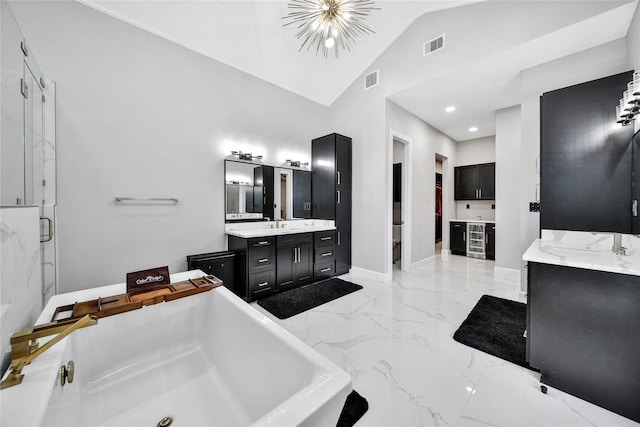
left=527, top=262, right=640, bottom=423
left=540, top=71, right=634, bottom=233
left=314, top=230, right=336, bottom=280
left=228, top=235, right=277, bottom=301
left=312, top=133, right=352, bottom=275
left=454, top=163, right=495, bottom=200
left=450, top=221, right=467, bottom=256
left=485, top=223, right=495, bottom=261
left=276, top=232, right=313, bottom=291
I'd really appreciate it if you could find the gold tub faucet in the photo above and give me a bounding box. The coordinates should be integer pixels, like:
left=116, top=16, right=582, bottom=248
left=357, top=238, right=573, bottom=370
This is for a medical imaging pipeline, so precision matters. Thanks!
left=1, top=314, right=97, bottom=390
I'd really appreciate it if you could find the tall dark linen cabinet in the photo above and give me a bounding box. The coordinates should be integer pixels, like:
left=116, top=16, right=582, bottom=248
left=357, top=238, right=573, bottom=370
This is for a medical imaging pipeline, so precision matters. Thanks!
left=312, top=133, right=352, bottom=275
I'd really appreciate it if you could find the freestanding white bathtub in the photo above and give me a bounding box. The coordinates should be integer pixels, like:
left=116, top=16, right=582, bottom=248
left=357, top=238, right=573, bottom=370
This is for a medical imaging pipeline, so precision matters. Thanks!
left=1, top=271, right=352, bottom=426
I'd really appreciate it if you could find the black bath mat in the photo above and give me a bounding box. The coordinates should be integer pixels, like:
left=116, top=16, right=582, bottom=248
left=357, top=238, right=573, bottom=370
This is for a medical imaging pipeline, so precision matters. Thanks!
left=453, top=294, right=533, bottom=370
left=337, top=390, right=368, bottom=427
left=257, top=278, right=363, bottom=319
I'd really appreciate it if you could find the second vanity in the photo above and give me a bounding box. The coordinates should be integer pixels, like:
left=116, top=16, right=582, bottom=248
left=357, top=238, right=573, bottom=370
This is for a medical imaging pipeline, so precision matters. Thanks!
left=523, top=230, right=640, bottom=423
left=226, top=220, right=338, bottom=301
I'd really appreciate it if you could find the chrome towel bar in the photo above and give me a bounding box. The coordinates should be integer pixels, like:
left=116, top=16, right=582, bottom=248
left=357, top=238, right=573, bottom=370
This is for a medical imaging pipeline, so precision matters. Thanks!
left=115, top=197, right=179, bottom=203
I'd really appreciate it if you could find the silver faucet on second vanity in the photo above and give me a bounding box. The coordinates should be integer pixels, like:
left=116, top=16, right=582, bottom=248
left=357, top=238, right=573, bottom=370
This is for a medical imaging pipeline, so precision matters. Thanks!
left=612, top=233, right=627, bottom=256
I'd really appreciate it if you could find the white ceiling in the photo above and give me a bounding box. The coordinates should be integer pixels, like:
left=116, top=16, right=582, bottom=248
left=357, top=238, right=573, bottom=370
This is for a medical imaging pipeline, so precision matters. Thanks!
left=79, top=0, right=638, bottom=142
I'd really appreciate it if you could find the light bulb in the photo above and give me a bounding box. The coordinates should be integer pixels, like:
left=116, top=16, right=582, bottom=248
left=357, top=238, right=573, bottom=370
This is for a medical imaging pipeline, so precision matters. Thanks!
left=322, top=3, right=329, bottom=10
left=325, top=37, right=335, bottom=48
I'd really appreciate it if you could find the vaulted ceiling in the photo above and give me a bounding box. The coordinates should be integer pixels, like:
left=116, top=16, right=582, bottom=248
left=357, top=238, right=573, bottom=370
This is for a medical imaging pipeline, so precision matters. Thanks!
left=79, top=0, right=638, bottom=141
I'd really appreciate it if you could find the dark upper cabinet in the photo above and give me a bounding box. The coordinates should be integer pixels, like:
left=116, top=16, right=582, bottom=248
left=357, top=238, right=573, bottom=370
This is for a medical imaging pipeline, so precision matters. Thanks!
left=454, top=163, right=495, bottom=200
left=293, top=169, right=312, bottom=219
left=450, top=221, right=466, bottom=256
left=540, top=71, right=634, bottom=233
left=312, top=133, right=352, bottom=275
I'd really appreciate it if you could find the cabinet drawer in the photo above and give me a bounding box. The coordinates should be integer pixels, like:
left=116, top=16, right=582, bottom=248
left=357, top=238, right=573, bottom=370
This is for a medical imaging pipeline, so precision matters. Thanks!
left=314, top=230, right=336, bottom=248
left=248, top=270, right=276, bottom=298
left=315, top=247, right=335, bottom=263
left=248, top=236, right=275, bottom=248
left=314, top=261, right=335, bottom=281
left=248, top=245, right=275, bottom=270
left=277, top=232, right=313, bottom=246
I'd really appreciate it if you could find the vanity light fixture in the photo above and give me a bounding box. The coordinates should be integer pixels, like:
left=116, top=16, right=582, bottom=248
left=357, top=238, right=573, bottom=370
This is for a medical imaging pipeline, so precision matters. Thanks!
left=231, top=151, right=263, bottom=161
left=616, top=70, right=639, bottom=126
left=285, top=159, right=309, bottom=168
left=282, top=0, right=379, bottom=59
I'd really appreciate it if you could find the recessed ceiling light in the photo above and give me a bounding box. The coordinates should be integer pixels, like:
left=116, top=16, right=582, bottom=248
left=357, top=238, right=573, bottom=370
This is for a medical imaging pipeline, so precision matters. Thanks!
left=445, top=106, right=456, bottom=112
left=469, top=127, right=478, bottom=132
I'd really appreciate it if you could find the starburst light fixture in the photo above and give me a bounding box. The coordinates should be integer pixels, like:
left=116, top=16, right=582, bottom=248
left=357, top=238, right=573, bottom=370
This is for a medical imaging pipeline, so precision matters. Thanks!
left=283, top=0, right=379, bottom=58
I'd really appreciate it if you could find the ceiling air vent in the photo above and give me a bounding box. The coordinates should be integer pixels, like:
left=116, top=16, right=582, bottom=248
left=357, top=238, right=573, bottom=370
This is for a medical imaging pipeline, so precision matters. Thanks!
left=423, top=34, right=445, bottom=57
left=364, top=69, right=379, bottom=91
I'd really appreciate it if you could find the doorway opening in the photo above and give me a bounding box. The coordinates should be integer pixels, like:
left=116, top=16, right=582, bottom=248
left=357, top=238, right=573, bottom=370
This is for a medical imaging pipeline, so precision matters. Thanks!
left=435, top=155, right=444, bottom=254
left=388, top=129, right=412, bottom=275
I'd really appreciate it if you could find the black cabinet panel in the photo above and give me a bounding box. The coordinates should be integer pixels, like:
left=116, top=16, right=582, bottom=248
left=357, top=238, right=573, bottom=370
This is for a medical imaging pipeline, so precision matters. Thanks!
left=485, top=223, right=495, bottom=260
left=186, top=251, right=235, bottom=293
left=450, top=221, right=466, bottom=256
left=312, top=133, right=351, bottom=276
left=262, top=166, right=275, bottom=221
left=528, top=262, right=640, bottom=422
left=335, top=228, right=351, bottom=275
left=477, top=163, right=495, bottom=200
left=293, top=169, right=312, bottom=219
left=455, top=166, right=477, bottom=200
left=540, top=71, right=634, bottom=232
left=276, top=233, right=313, bottom=291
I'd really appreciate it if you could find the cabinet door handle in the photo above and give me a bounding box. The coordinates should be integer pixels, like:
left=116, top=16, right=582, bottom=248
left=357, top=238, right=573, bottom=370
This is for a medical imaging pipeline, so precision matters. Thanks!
left=337, top=190, right=341, bottom=204
left=463, top=232, right=466, bottom=242
left=40, top=216, right=53, bottom=243
left=257, top=281, right=269, bottom=287
left=337, top=171, right=341, bottom=185
left=321, top=252, right=333, bottom=257
left=320, top=267, right=331, bottom=273
left=257, top=258, right=269, bottom=263
left=633, top=199, right=638, bottom=217
left=485, top=234, right=488, bottom=244
left=255, top=241, right=270, bottom=246
left=296, top=247, right=300, bottom=263
left=337, top=231, right=341, bottom=246
left=320, top=236, right=332, bottom=241
left=479, top=189, right=482, bottom=199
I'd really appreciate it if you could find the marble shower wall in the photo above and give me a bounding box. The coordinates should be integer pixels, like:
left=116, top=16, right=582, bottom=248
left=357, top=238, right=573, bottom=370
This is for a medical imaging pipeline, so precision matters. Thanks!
left=0, top=206, right=42, bottom=374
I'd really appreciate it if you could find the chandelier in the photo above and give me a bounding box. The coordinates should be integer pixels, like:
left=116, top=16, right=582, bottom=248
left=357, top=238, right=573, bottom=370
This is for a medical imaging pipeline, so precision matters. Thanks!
left=283, top=0, right=379, bottom=58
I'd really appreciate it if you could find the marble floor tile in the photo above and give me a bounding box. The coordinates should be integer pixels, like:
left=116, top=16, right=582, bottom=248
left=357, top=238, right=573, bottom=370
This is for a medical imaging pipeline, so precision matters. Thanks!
left=251, top=254, right=638, bottom=426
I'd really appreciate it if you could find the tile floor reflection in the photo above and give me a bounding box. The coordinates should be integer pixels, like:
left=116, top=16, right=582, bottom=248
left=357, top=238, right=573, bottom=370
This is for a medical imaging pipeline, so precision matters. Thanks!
left=252, top=254, right=638, bottom=426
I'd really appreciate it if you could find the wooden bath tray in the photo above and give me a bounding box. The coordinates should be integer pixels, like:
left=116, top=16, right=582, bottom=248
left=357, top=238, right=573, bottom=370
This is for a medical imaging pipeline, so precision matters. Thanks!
left=51, top=275, right=223, bottom=323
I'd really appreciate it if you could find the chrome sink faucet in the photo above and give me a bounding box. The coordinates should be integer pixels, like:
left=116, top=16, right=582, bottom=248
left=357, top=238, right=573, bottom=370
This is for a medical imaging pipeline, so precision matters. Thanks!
left=275, top=219, right=280, bottom=229
left=612, top=233, right=627, bottom=256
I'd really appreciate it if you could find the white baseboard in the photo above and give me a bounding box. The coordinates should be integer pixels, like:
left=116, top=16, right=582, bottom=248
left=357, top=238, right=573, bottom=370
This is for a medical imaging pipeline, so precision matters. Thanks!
left=493, top=266, right=521, bottom=285
left=347, top=266, right=391, bottom=283
left=410, top=256, right=435, bottom=270
left=441, top=249, right=451, bottom=256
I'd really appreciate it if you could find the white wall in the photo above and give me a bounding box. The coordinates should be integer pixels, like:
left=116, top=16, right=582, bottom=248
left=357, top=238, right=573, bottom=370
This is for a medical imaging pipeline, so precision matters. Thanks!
left=9, top=1, right=329, bottom=292
left=455, top=136, right=495, bottom=166
left=386, top=100, right=457, bottom=264
left=495, top=106, right=522, bottom=273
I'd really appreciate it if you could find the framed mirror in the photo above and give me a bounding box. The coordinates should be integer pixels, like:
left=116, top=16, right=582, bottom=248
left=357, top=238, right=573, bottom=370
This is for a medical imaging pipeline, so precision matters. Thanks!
left=224, top=160, right=311, bottom=223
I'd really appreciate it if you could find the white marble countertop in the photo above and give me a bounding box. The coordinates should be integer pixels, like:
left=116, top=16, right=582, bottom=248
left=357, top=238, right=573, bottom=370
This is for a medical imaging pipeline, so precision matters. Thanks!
left=523, top=230, right=640, bottom=276
left=225, top=219, right=335, bottom=238
left=449, top=219, right=496, bottom=224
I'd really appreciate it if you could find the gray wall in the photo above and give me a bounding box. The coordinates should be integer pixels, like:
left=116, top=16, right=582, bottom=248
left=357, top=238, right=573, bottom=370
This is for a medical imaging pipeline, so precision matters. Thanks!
left=456, top=136, right=495, bottom=166
left=386, top=100, right=457, bottom=266
left=9, top=1, right=329, bottom=292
